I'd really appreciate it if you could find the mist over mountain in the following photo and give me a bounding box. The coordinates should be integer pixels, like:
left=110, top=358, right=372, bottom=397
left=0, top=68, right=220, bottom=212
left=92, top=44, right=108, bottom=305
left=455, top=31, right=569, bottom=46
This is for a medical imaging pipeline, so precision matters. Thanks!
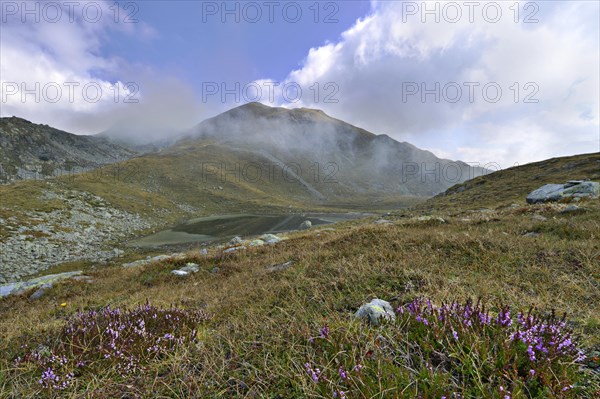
left=0, top=117, right=136, bottom=183
left=1, top=104, right=488, bottom=197
left=175, top=102, right=488, bottom=197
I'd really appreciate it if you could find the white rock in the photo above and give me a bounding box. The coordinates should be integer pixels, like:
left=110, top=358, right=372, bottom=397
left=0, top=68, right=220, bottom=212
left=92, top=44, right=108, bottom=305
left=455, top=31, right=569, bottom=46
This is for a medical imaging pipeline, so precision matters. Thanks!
left=355, top=299, right=396, bottom=326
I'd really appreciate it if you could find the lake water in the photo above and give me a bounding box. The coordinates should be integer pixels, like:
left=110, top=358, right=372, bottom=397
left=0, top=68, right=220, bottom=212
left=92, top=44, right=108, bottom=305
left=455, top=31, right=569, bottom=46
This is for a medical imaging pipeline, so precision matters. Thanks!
left=128, top=213, right=369, bottom=248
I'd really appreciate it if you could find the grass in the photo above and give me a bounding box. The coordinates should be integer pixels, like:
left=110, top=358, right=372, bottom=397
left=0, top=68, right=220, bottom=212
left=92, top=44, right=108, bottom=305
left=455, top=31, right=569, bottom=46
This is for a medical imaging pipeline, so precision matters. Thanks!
left=418, top=152, right=600, bottom=214
left=1, top=195, right=599, bottom=397
left=1, top=152, right=599, bottom=397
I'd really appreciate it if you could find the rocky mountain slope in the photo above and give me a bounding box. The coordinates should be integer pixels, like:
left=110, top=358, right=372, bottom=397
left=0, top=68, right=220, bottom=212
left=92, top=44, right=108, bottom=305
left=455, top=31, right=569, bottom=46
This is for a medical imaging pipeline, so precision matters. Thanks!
left=178, top=102, right=488, bottom=198
left=0, top=117, right=137, bottom=183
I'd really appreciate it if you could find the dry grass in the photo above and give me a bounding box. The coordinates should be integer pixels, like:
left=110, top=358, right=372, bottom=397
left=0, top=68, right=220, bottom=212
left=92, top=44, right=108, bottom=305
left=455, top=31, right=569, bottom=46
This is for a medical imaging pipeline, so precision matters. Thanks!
left=1, top=197, right=599, bottom=397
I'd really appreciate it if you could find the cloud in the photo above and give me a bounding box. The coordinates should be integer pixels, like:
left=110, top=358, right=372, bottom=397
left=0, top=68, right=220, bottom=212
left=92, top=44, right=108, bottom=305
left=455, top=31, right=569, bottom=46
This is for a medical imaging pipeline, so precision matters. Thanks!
left=263, top=0, right=599, bottom=167
left=0, top=0, right=209, bottom=139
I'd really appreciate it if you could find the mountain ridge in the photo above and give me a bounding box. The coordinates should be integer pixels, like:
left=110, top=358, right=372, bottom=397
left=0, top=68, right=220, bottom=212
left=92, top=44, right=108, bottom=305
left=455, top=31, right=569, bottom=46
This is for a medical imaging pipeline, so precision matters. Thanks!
left=2, top=103, right=487, bottom=200
left=0, top=116, right=137, bottom=183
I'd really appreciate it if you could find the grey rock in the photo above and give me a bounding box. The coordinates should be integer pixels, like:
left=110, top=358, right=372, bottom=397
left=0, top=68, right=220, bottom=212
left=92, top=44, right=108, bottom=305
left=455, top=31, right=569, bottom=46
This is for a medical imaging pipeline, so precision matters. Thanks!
left=122, top=254, right=177, bottom=268
left=180, top=263, right=200, bottom=273
left=260, top=234, right=282, bottom=244
left=531, top=214, right=547, bottom=221
left=1, top=271, right=83, bottom=298
left=112, top=248, right=124, bottom=256
left=171, top=270, right=189, bottom=276
left=299, top=220, right=312, bottom=230
left=29, top=282, right=53, bottom=300
left=210, top=267, right=220, bottom=273
left=224, top=246, right=246, bottom=253
left=523, top=232, right=541, bottom=237
left=265, top=261, right=294, bottom=272
left=526, top=181, right=599, bottom=204
left=122, top=259, right=149, bottom=268
left=560, top=205, right=583, bottom=214
left=229, top=236, right=244, bottom=245
left=355, top=298, right=396, bottom=326
left=200, top=248, right=208, bottom=256
left=71, top=276, right=94, bottom=282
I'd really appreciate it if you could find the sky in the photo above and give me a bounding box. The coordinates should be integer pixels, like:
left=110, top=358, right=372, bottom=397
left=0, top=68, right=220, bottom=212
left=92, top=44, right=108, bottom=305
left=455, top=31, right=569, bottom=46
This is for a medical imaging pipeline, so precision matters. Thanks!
left=1, top=0, right=599, bottom=169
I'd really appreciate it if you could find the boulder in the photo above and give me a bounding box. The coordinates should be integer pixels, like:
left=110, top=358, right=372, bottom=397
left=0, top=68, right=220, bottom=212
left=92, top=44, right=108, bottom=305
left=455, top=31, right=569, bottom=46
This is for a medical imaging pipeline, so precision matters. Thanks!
left=526, top=181, right=599, bottom=204
left=260, top=234, right=282, bottom=244
left=355, top=298, right=396, bottom=326
left=0, top=271, right=83, bottom=298
left=299, top=220, right=312, bottom=230
left=229, top=236, right=244, bottom=245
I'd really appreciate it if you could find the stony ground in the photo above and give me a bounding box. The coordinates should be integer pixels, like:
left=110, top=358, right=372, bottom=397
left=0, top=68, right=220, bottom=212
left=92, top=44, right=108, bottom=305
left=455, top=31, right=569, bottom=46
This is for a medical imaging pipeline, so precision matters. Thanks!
left=0, top=188, right=154, bottom=283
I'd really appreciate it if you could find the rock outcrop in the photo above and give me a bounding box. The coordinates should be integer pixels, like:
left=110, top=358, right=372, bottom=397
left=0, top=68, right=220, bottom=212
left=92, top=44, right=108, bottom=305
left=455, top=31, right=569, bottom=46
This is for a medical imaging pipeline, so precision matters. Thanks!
left=526, top=181, right=599, bottom=204
left=0, top=271, right=85, bottom=298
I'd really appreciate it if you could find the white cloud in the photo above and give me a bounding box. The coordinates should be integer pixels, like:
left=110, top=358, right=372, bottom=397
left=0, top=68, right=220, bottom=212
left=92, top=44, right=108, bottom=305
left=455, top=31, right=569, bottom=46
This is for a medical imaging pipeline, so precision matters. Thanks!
left=0, top=0, right=207, bottom=138
left=265, top=0, right=600, bottom=167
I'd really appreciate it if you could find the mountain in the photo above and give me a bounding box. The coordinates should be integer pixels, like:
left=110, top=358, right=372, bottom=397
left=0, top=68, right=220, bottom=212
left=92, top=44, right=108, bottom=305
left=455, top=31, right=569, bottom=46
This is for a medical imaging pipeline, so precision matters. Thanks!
left=0, top=104, right=489, bottom=219
left=172, top=102, right=488, bottom=198
left=0, top=117, right=137, bottom=183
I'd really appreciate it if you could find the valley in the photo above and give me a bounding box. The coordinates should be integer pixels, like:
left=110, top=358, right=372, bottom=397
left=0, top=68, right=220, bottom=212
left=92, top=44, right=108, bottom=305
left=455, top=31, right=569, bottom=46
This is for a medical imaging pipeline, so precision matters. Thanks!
left=0, top=105, right=598, bottom=398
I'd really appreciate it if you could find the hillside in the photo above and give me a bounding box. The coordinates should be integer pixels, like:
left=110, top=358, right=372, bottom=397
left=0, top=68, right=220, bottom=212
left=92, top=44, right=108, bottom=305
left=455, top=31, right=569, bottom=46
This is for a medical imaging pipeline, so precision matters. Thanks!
left=178, top=102, right=488, bottom=198
left=0, top=117, right=137, bottom=184
left=1, top=152, right=598, bottom=397
left=418, top=152, right=600, bottom=213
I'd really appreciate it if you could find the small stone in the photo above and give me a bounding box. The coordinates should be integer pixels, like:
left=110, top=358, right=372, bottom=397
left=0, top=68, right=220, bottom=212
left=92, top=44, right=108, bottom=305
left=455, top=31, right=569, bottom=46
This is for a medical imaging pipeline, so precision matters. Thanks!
left=265, top=261, right=294, bottom=272
left=210, top=267, right=220, bottom=273
left=180, top=263, right=200, bottom=273
left=560, top=205, right=582, bottom=214
left=229, top=236, right=244, bottom=245
left=200, top=248, right=208, bottom=256
left=531, top=215, right=547, bottom=221
left=523, top=232, right=540, bottom=237
left=299, top=220, right=312, bottom=230
left=355, top=299, right=396, bottom=326
left=224, top=246, right=246, bottom=253
left=171, top=270, right=189, bottom=276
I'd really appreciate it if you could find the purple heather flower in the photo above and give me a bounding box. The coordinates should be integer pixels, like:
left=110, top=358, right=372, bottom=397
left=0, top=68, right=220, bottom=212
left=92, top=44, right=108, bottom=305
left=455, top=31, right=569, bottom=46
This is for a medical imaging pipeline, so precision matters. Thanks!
left=527, top=346, right=536, bottom=361
left=339, top=366, right=347, bottom=380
